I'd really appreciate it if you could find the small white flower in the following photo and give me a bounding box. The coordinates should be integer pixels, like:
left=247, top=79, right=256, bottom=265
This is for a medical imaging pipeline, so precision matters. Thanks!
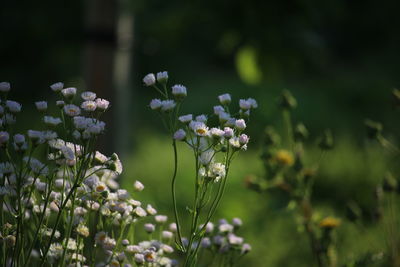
left=0, top=82, right=11, bottom=92
left=134, top=253, right=145, bottom=264
left=235, top=119, right=246, bottom=130
left=117, top=189, right=130, bottom=200
left=143, top=73, right=156, bottom=86
left=228, top=233, right=243, bottom=245
left=169, top=223, right=177, bottom=232
left=162, top=231, right=173, bottom=240
left=155, top=215, right=168, bottom=224
left=6, top=100, right=22, bottom=113
left=81, top=91, right=96, bottom=101
left=146, top=204, right=157, bottom=215
left=214, top=105, right=225, bottom=115
left=209, top=162, right=226, bottom=182
left=134, top=207, right=147, bottom=217
left=149, top=99, right=162, bottom=110
left=161, top=100, right=176, bottom=112
left=172, top=84, right=187, bottom=98
left=247, top=98, right=258, bottom=108
left=173, top=129, right=186, bottom=141
left=189, top=121, right=208, bottom=136
left=239, top=99, right=251, bottom=110
left=232, top=217, right=243, bottom=227
left=61, top=87, right=77, bottom=98
left=50, top=82, right=64, bottom=92
left=223, top=127, right=234, bottom=138
left=27, top=130, right=44, bottom=142
left=178, top=114, right=193, bottom=123
left=195, top=114, right=207, bottom=123
left=218, top=112, right=231, bottom=123
left=76, top=224, right=89, bottom=237
left=0, top=131, right=9, bottom=145
left=219, top=223, right=234, bottom=233
left=218, top=93, right=231, bottom=105
left=239, top=134, right=249, bottom=145
left=35, top=101, right=48, bottom=111
left=81, top=101, right=97, bottom=112
left=241, top=243, right=252, bottom=254
left=44, top=116, right=62, bottom=126
left=157, top=71, right=168, bottom=83
left=64, top=104, right=81, bottom=117
left=133, top=180, right=145, bottom=192
left=199, top=150, right=214, bottom=166
left=209, top=127, right=225, bottom=138
left=144, top=223, right=155, bottom=233
left=13, top=134, right=25, bottom=145
left=56, top=100, right=65, bottom=108
left=229, top=137, right=241, bottom=148
left=95, top=98, right=110, bottom=111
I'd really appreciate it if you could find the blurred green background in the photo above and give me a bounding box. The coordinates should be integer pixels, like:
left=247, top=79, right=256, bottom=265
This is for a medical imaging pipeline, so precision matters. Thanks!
left=1, top=0, right=399, bottom=266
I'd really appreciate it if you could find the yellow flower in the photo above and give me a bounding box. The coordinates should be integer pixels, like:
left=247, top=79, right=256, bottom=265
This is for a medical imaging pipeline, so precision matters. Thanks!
left=274, top=150, right=294, bottom=166
left=319, top=217, right=341, bottom=229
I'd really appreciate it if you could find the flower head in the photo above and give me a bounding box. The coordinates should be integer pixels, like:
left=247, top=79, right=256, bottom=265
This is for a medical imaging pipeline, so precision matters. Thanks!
left=157, top=71, right=168, bottom=84
left=218, top=93, right=231, bottom=105
left=143, top=73, right=156, bottom=86
left=0, top=82, right=11, bottom=92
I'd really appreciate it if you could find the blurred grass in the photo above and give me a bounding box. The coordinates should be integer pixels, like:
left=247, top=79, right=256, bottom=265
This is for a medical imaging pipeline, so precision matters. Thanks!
left=121, top=130, right=393, bottom=266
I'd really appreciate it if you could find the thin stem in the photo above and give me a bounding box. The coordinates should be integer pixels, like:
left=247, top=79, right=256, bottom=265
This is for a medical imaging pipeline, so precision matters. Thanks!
left=171, top=140, right=184, bottom=250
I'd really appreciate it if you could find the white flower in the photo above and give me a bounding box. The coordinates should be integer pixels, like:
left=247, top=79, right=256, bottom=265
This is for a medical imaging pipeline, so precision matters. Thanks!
left=0, top=131, right=9, bottom=145
left=134, top=254, right=145, bottom=264
left=56, top=100, right=65, bottom=107
left=76, top=224, right=89, bottom=237
left=239, top=134, right=249, bottom=145
left=219, top=223, right=234, bottom=233
left=235, top=119, right=246, bottom=130
left=149, top=99, right=162, bottom=110
left=241, top=243, right=252, bottom=254
left=155, top=215, right=168, bottom=224
left=126, top=245, right=141, bottom=254
left=146, top=204, right=157, bottom=215
left=173, top=129, right=186, bottom=141
left=81, top=91, right=96, bottom=101
left=218, top=93, right=231, bottom=105
left=27, top=130, right=44, bottom=142
left=61, top=146, right=75, bottom=160
left=35, top=101, right=48, bottom=111
left=161, top=100, right=176, bottom=112
left=172, top=84, right=187, bottom=98
left=224, top=127, right=234, bottom=138
left=6, top=100, right=22, bottom=113
left=13, top=134, right=25, bottom=145
left=94, top=231, right=107, bottom=244
left=169, top=223, right=177, bottom=232
left=50, top=82, right=64, bottom=92
left=232, top=217, right=243, bottom=227
left=133, top=180, right=144, bottom=192
left=162, top=231, right=173, bottom=240
left=64, top=104, right=81, bottom=117
left=199, top=150, right=214, bottom=166
left=161, top=244, right=174, bottom=254
left=247, top=98, right=258, bottom=108
left=44, top=116, right=62, bottom=126
left=157, top=71, right=168, bottom=83
left=209, top=162, right=226, bottom=182
left=61, top=87, right=77, bottom=98
left=209, top=127, right=225, bottom=138
left=134, top=207, right=147, bottom=217
left=81, top=100, right=97, bottom=112
left=195, top=114, right=207, bottom=123
left=95, top=98, right=110, bottom=111
left=144, top=223, right=155, bottom=233
left=239, top=99, right=251, bottom=110
left=214, top=105, right=225, bottom=115
left=117, top=189, right=130, bottom=200
left=189, top=121, right=208, bottom=136
left=229, top=137, right=241, bottom=148
left=143, top=73, right=156, bottom=86
left=178, top=114, right=193, bottom=123
left=0, top=82, right=11, bottom=92
left=228, top=233, right=243, bottom=245
left=218, top=112, right=231, bottom=123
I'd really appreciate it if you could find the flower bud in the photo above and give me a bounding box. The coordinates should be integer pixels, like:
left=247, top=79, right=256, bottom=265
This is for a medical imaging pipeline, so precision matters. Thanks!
left=318, top=129, right=334, bottom=150
left=143, top=73, right=156, bottom=86
left=294, top=123, right=308, bottom=142
left=0, top=82, right=11, bottom=93
left=156, top=71, right=168, bottom=84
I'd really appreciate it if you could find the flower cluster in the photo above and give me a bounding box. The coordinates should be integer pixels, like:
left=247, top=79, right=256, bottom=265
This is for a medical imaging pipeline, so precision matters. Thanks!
left=145, top=71, right=255, bottom=266
left=0, top=82, right=177, bottom=266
